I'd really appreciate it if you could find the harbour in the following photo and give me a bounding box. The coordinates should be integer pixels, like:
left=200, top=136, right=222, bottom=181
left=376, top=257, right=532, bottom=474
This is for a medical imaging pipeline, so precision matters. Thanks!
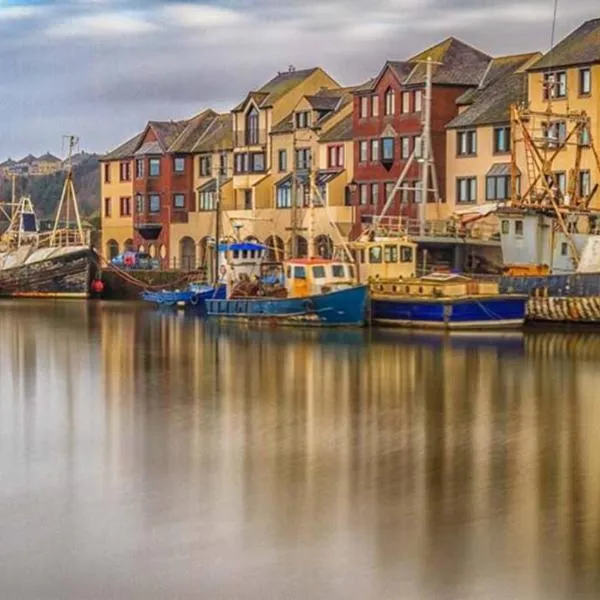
left=2, top=300, right=600, bottom=599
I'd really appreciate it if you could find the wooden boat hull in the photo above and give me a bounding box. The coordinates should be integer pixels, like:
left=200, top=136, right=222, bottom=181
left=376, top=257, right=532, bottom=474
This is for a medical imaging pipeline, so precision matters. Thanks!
left=0, top=247, right=95, bottom=299
left=371, top=294, right=528, bottom=330
left=206, top=285, right=368, bottom=327
left=142, top=285, right=225, bottom=308
left=500, top=274, right=600, bottom=323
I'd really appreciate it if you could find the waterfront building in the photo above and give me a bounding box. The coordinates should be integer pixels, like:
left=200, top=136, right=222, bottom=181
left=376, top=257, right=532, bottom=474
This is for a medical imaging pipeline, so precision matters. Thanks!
left=30, top=153, right=62, bottom=176
left=350, top=37, right=492, bottom=237
left=445, top=52, right=541, bottom=211
left=525, top=18, right=600, bottom=208
left=99, top=131, right=140, bottom=259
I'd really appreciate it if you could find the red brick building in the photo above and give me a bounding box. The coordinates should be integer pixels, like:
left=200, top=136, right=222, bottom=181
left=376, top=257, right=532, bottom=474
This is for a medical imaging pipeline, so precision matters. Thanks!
left=351, top=37, right=492, bottom=236
left=131, top=111, right=217, bottom=265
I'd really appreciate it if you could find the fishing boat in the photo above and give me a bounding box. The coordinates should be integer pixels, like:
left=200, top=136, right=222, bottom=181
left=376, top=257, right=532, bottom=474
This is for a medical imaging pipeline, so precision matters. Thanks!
left=141, top=282, right=225, bottom=308
left=353, top=236, right=527, bottom=329
left=0, top=136, right=96, bottom=299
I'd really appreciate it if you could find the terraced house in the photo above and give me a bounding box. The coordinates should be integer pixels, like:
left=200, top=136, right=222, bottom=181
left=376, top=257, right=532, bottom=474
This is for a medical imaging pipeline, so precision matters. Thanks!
left=350, top=37, right=492, bottom=236
left=445, top=52, right=542, bottom=210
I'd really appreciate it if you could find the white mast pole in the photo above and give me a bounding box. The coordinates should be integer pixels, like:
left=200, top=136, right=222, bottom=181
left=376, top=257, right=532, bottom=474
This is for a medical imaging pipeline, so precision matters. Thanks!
left=419, top=56, right=433, bottom=237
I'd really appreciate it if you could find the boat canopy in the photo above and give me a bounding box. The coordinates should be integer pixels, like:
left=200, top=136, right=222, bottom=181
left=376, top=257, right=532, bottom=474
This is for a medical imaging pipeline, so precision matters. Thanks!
left=218, top=242, right=265, bottom=252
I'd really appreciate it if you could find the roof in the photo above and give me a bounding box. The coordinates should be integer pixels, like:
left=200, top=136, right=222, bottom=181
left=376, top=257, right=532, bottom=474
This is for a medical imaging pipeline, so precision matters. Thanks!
left=319, top=114, right=353, bottom=142
left=102, top=131, right=144, bottom=161
left=147, top=120, right=189, bottom=150
left=487, top=162, right=520, bottom=176
left=135, top=141, right=163, bottom=156
left=17, top=154, right=36, bottom=164
left=447, top=53, right=540, bottom=129
left=529, top=18, right=600, bottom=71
left=192, top=114, right=233, bottom=153
left=232, top=67, right=330, bottom=111
left=168, top=110, right=218, bottom=153
left=0, top=158, right=15, bottom=167
left=36, top=152, right=61, bottom=162
left=197, top=177, right=232, bottom=192
left=306, top=95, right=340, bottom=111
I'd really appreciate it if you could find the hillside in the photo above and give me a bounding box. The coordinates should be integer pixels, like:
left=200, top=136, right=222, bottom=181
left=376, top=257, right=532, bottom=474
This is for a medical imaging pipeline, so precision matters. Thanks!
left=0, top=154, right=100, bottom=219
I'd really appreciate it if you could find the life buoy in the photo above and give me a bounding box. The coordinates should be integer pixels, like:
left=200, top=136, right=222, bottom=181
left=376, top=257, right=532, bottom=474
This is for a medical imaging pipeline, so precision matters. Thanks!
left=189, top=293, right=201, bottom=306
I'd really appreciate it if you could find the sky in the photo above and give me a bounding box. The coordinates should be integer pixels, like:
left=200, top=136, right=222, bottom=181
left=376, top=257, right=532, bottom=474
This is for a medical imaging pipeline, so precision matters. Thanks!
left=0, top=0, right=597, bottom=160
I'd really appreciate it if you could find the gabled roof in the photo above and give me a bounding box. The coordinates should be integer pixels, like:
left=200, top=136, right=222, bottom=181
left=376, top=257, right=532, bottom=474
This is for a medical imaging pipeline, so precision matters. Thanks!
left=319, top=114, right=353, bottom=142
left=447, top=53, right=540, bottom=129
left=306, top=95, right=340, bottom=111
left=232, top=67, right=334, bottom=112
left=102, top=131, right=144, bottom=161
left=0, top=158, right=15, bottom=167
left=18, top=154, right=36, bottom=164
left=36, top=152, right=61, bottom=162
left=192, top=113, right=233, bottom=153
left=168, top=109, right=219, bottom=153
left=147, top=120, right=190, bottom=151
left=529, top=18, right=600, bottom=71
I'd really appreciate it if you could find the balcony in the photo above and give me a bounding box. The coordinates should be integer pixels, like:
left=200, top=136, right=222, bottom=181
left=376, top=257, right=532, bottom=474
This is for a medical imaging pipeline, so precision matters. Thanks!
left=233, top=129, right=268, bottom=148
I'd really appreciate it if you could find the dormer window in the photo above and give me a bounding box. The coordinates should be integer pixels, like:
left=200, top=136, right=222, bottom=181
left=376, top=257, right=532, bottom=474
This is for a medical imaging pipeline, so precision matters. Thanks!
left=295, top=111, right=311, bottom=129
left=381, top=137, right=394, bottom=162
left=384, top=88, right=395, bottom=115
left=245, top=106, right=259, bottom=145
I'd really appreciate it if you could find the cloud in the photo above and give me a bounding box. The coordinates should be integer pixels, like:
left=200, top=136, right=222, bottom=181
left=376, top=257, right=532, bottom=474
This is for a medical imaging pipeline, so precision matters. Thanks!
left=0, top=5, right=41, bottom=20
left=160, top=3, right=246, bottom=28
left=45, top=10, right=156, bottom=38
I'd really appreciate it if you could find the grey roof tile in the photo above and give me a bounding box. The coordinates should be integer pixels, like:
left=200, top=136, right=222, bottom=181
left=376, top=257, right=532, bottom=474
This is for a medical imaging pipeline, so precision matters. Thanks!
left=319, top=114, right=353, bottom=142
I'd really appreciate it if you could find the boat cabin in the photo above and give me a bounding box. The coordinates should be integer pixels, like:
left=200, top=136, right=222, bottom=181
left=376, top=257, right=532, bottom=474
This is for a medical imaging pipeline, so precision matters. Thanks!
left=285, top=259, right=356, bottom=298
left=351, top=238, right=417, bottom=283
left=219, top=241, right=266, bottom=281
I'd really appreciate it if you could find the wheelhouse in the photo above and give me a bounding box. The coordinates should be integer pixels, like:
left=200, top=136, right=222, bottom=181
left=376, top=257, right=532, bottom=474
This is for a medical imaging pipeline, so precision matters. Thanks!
left=351, top=238, right=417, bottom=283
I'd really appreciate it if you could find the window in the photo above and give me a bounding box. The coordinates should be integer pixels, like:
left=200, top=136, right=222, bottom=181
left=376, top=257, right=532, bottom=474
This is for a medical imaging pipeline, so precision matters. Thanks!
left=244, top=189, right=252, bottom=210
left=199, top=155, right=212, bottom=177
left=544, top=71, right=567, bottom=99
left=384, top=88, right=395, bottom=115
left=515, top=220, right=524, bottom=237
left=414, top=181, right=422, bottom=204
left=278, top=149, right=287, bottom=172
left=119, top=196, right=131, bottom=216
left=369, top=246, right=382, bottom=264
left=579, top=68, right=591, bottom=96
left=149, top=194, right=160, bottom=213
left=360, top=96, right=369, bottom=118
left=149, top=158, right=160, bottom=177
left=486, top=175, right=512, bottom=201
left=543, top=121, right=566, bottom=147
left=359, top=183, right=368, bottom=205
left=312, top=266, right=326, bottom=279
left=384, top=245, right=398, bottom=263
left=219, top=152, right=227, bottom=176
left=173, top=193, right=185, bottom=209
left=401, top=91, right=411, bottom=114
left=457, top=130, right=477, bottom=156
left=371, top=183, right=379, bottom=205
left=234, top=153, right=244, bottom=174
left=135, top=159, right=144, bottom=179
left=246, top=106, right=259, bottom=144
left=501, top=220, right=509, bottom=234
left=359, top=141, right=369, bottom=163
left=414, top=90, right=422, bottom=112
left=293, top=266, right=306, bottom=279
left=199, top=190, right=215, bottom=211
left=371, top=139, right=379, bottom=161
left=332, top=265, right=345, bottom=278
left=384, top=182, right=395, bottom=204
left=456, top=177, right=477, bottom=203
left=173, top=157, right=185, bottom=173
left=371, top=95, right=379, bottom=117
left=103, top=164, right=110, bottom=183
left=382, top=138, right=394, bottom=161
left=119, top=162, right=130, bottom=181
left=493, top=127, right=510, bottom=153
left=295, top=148, right=311, bottom=170
left=561, top=242, right=569, bottom=256
left=135, top=194, right=144, bottom=214
left=400, top=246, right=413, bottom=263
left=295, top=111, right=311, bottom=129
left=401, top=136, right=410, bottom=159
left=400, top=182, right=410, bottom=204
left=555, top=171, right=566, bottom=193
left=251, top=152, right=265, bottom=172
left=580, top=125, right=591, bottom=146
left=328, top=145, right=344, bottom=168
left=103, top=197, right=111, bottom=217
left=579, top=170, right=591, bottom=197
left=276, top=181, right=291, bottom=208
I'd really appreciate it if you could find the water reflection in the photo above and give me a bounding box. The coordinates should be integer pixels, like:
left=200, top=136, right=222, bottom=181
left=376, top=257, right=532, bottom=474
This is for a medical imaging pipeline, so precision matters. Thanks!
left=1, top=302, right=600, bottom=599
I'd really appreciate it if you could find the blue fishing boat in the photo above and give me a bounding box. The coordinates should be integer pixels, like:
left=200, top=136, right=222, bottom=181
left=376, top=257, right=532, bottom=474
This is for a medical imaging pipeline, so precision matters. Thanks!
left=351, top=237, right=527, bottom=330
left=206, top=257, right=368, bottom=327
left=142, top=283, right=225, bottom=308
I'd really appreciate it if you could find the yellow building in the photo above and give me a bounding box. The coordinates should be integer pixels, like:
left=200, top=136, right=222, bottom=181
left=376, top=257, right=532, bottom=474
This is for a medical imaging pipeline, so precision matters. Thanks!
left=30, top=153, right=62, bottom=176
left=100, top=131, right=141, bottom=259
left=525, top=18, right=600, bottom=207
left=445, top=53, right=541, bottom=213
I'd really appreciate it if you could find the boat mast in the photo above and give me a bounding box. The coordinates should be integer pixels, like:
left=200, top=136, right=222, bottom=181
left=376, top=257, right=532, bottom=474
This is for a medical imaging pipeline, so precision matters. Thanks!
left=213, top=167, right=221, bottom=285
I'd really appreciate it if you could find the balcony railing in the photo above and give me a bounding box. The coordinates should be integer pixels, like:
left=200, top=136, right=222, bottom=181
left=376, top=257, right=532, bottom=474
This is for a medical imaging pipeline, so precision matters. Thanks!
left=233, top=129, right=268, bottom=147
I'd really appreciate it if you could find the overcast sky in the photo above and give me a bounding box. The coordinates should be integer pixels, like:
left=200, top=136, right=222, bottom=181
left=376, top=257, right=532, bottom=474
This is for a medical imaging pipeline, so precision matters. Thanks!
left=0, top=0, right=597, bottom=159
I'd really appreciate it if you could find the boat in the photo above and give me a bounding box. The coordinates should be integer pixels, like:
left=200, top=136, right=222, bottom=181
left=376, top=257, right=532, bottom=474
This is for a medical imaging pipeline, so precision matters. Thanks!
left=205, top=248, right=368, bottom=327
left=0, top=137, right=96, bottom=299
left=141, top=282, right=225, bottom=308
left=353, top=236, right=527, bottom=329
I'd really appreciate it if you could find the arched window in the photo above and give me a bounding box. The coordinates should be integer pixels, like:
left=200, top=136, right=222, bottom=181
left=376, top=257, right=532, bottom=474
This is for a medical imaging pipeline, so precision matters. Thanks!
left=179, top=236, right=196, bottom=271
left=123, top=238, right=134, bottom=252
left=106, top=239, right=119, bottom=260
left=315, top=235, right=334, bottom=259
left=246, top=106, right=259, bottom=145
left=384, top=88, right=395, bottom=116
left=264, top=235, right=285, bottom=261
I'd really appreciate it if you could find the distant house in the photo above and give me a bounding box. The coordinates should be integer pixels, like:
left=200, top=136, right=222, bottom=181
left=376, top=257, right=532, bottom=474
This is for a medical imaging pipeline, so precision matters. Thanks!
left=0, top=158, right=15, bottom=178
left=30, top=152, right=62, bottom=176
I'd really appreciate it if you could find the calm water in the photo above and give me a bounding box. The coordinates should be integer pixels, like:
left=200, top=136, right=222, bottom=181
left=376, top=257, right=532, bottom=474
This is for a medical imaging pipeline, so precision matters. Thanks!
left=1, top=301, right=600, bottom=599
